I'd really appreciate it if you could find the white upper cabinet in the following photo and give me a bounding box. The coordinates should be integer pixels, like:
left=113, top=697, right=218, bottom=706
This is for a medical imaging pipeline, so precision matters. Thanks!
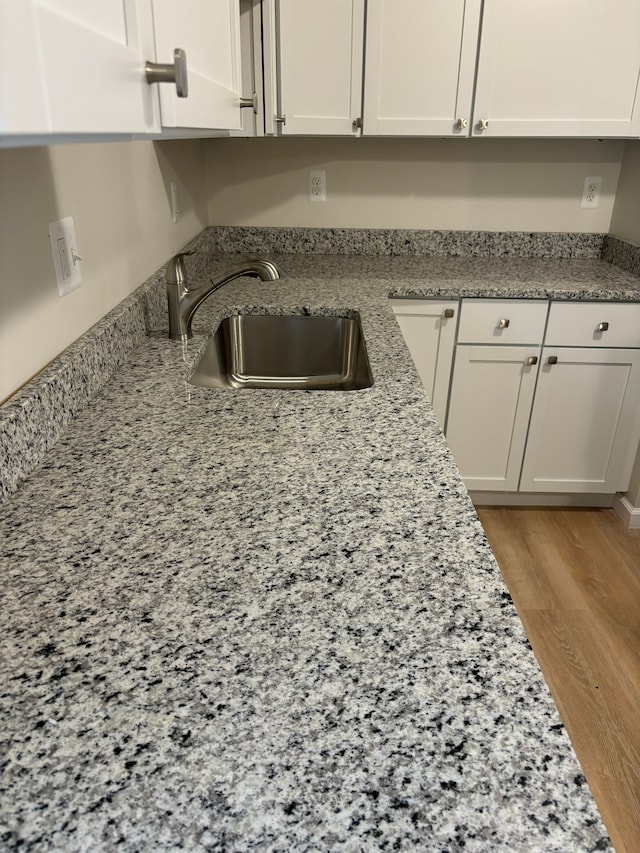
left=266, top=0, right=640, bottom=138
left=274, top=0, right=365, bottom=135
left=363, top=0, right=481, bottom=136
left=0, top=0, right=243, bottom=143
left=231, top=0, right=264, bottom=137
left=0, top=0, right=159, bottom=137
left=472, top=0, right=640, bottom=138
left=151, top=0, right=242, bottom=131
left=0, top=4, right=49, bottom=134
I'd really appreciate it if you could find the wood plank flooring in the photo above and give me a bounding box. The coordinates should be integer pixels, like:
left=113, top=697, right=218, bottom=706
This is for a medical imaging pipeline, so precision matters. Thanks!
left=476, top=507, right=640, bottom=853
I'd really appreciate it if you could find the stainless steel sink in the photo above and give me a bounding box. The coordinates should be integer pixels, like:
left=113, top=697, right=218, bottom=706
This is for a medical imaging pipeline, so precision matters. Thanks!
left=188, top=312, right=373, bottom=390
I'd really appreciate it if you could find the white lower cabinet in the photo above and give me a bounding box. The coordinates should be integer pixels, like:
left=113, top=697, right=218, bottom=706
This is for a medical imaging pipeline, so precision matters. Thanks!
left=445, top=344, right=540, bottom=491
left=393, top=296, right=640, bottom=499
left=520, top=348, right=640, bottom=493
left=390, top=299, right=458, bottom=427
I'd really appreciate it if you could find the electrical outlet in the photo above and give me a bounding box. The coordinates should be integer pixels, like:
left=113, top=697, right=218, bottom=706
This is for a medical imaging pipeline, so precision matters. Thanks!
left=49, top=217, right=82, bottom=296
left=581, top=176, right=602, bottom=209
left=309, top=170, right=326, bottom=202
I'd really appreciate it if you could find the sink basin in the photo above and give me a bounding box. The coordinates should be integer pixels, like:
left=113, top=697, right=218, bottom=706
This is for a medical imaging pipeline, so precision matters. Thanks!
left=188, top=312, right=373, bottom=390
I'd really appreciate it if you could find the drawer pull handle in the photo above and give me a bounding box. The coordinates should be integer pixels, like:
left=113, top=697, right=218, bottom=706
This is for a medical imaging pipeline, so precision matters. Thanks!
left=443, top=308, right=455, bottom=319
left=498, top=318, right=510, bottom=329
left=547, top=356, right=558, bottom=365
left=526, top=356, right=538, bottom=366
left=597, top=322, right=609, bottom=332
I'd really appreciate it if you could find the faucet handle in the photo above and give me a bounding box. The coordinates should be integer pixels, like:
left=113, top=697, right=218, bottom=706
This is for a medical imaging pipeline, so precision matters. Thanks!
left=166, top=250, right=196, bottom=286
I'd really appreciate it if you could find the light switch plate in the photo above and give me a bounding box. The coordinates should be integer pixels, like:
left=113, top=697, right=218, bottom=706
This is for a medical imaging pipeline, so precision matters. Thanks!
left=49, top=216, right=82, bottom=296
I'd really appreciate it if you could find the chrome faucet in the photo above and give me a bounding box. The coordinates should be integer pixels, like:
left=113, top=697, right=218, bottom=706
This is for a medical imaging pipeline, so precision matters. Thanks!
left=166, top=252, right=280, bottom=340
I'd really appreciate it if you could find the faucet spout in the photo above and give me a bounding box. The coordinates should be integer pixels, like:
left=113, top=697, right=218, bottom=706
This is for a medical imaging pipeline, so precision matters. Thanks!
left=167, top=254, right=280, bottom=340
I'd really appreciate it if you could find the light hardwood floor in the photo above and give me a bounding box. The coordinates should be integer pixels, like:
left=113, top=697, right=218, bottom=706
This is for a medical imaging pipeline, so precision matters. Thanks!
left=476, top=507, right=640, bottom=853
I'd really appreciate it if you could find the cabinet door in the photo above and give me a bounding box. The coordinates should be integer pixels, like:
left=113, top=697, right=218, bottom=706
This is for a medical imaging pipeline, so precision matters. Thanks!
left=275, top=0, right=365, bottom=135
left=473, top=0, right=640, bottom=138
left=230, top=0, right=263, bottom=137
left=391, top=300, right=458, bottom=427
left=0, top=3, right=48, bottom=134
left=363, top=0, right=481, bottom=136
left=445, top=345, right=540, bottom=491
left=520, top=348, right=640, bottom=493
left=152, top=0, right=242, bottom=130
left=0, top=0, right=159, bottom=136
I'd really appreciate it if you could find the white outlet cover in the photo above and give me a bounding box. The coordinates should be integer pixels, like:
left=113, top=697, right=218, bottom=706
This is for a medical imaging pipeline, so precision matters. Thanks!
left=309, top=170, right=326, bottom=202
left=49, top=216, right=82, bottom=296
left=581, top=176, right=602, bottom=209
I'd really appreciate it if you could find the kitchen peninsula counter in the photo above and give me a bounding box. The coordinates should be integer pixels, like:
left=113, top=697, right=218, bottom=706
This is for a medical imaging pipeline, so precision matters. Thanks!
left=3, top=244, right=638, bottom=850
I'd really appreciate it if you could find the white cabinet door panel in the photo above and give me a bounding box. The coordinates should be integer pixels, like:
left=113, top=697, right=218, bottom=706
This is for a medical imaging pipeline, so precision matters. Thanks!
left=363, top=0, right=481, bottom=136
left=1, top=0, right=159, bottom=135
left=152, top=0, right=242, bottom=130
left=391, top=300, right=458, bottom=427
left=230, top=0, right=262, bottom=137
left=520, top=348, right=640, bottom=493
left=445, top=345, right=540, bottom=491
left=0, top=4, right=49, bottom=133
left=276, top=0, right=365, bottom=135
left=473, top=0, right=640, bottom=137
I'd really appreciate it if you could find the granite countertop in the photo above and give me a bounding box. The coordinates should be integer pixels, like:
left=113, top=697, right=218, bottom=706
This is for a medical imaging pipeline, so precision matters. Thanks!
left=3, top=247, right=636, bottom=851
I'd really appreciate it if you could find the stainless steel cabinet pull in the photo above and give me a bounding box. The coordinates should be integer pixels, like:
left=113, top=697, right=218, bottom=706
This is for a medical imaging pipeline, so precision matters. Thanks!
left=477, top=118, right=489, bottom=131
left=526, top=356, right=538, bottom=365
left=240, top=92, right=258, bottom=114
left=547, top=355, right=558, bottom=365
left=145, top=48, right=188, bottom=98
left=597, top=322, right=609, bottom=332
left=443, top=308, right=455, bottom=319
left=455, top=118, right=468, bottom=130
left=274, top=114, right=287, bottom=125
left=498, top=318, right=510, bottom=329
left=352, top=117, right=363, bottom=130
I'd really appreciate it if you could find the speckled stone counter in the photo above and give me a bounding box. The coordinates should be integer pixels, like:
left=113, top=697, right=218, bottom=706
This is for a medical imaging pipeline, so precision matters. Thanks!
left=4, top=240, right=640, bottom=850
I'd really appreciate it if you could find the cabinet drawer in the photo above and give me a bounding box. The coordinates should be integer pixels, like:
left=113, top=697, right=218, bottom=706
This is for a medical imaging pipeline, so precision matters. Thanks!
left=390, top=299, right=458, bottom=319
left=457, top=299, right=548, bottom=345
left=545, top=302, right=640, bottom=348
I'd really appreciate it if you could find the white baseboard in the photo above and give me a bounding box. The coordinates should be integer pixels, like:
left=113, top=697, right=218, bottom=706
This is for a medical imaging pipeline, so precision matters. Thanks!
left=613, top=494, right=640, bottom=529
